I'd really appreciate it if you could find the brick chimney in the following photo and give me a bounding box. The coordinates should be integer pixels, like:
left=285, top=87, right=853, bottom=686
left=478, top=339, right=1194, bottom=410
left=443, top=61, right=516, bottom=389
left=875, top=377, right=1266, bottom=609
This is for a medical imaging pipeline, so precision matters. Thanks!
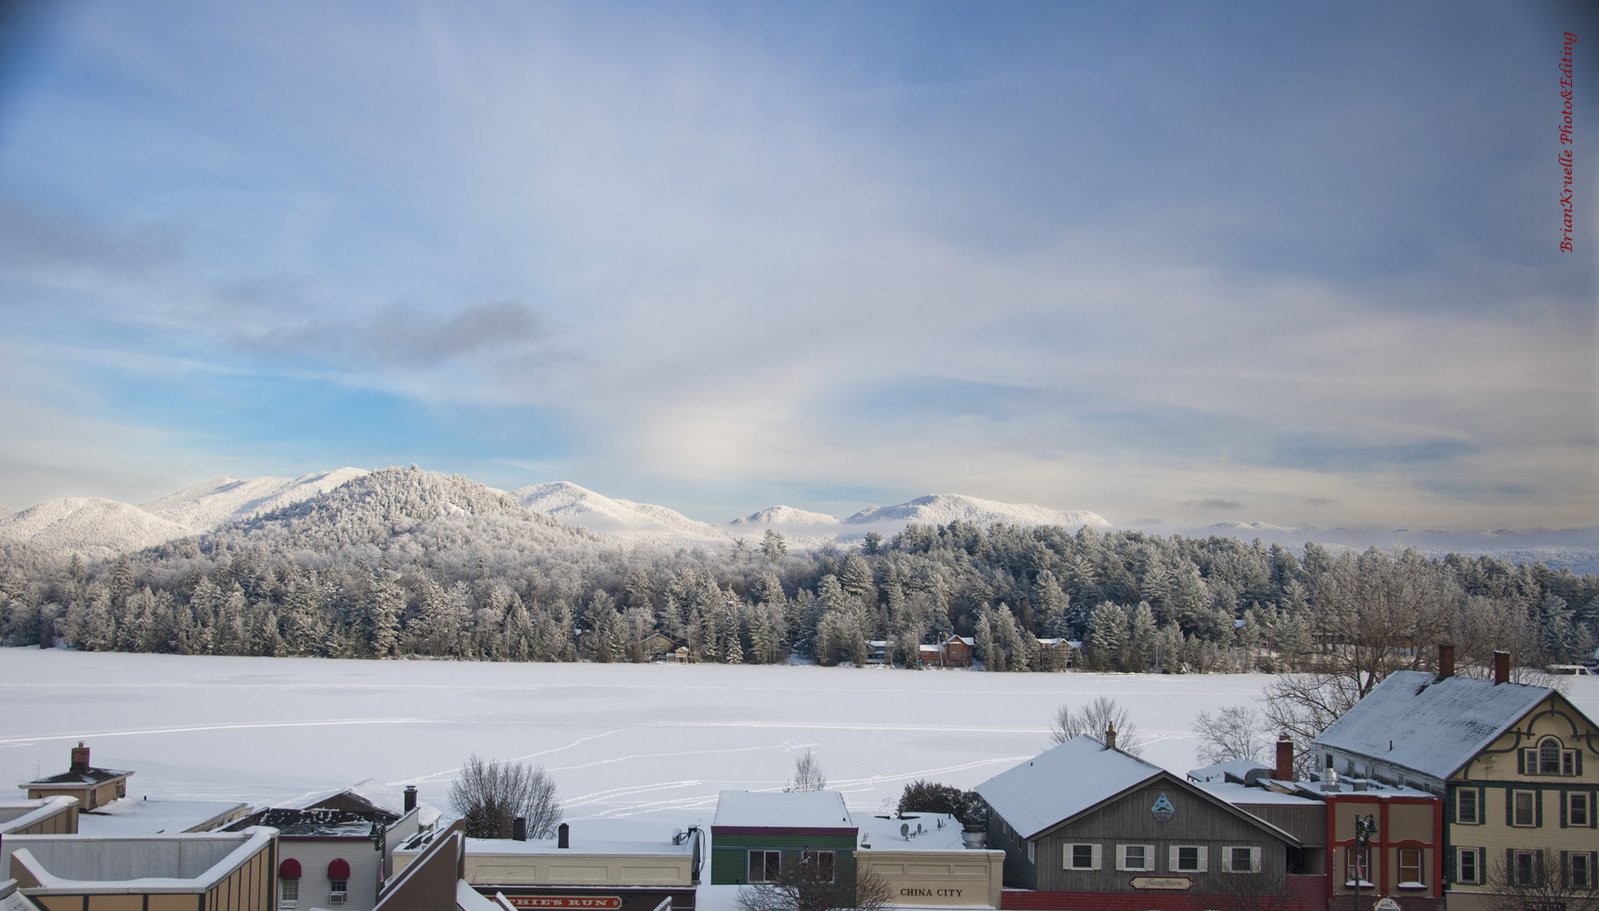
left=1275, top=735, right=1294, bottom=781
left=70, top=742, right=90, bottom=774
left=1437, top=643, right=1455, bottom=680
left=1493, top=650, right=1510, bottom=684
left=1104, top=723, right=1118, bottom=751
left=403, top=785, right=417, bottom=814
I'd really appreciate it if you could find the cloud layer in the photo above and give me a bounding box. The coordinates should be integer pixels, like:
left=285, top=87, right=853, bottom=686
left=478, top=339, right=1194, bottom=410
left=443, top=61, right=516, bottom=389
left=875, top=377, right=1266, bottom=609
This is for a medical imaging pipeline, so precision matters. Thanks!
left=0, top=0, right=1593, bottom=528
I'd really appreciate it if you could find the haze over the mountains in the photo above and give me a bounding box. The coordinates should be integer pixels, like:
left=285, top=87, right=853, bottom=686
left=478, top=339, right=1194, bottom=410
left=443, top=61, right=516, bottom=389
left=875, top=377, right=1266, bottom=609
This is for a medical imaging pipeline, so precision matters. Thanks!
left=1, top=467, right=1595, bottom=572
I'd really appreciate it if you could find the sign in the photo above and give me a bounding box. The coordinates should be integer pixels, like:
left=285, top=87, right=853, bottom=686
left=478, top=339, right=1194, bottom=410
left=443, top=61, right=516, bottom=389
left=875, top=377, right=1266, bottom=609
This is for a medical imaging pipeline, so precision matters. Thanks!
left=1375, top=899, right=1401, bottom=911
left=1524, top=903, right=1566, bottom=911
left=1130, top=877, right=1192, bottom=891
left=507, top=898, right=624, bottom=910
left=1150, top=792, right=1176, bottom=823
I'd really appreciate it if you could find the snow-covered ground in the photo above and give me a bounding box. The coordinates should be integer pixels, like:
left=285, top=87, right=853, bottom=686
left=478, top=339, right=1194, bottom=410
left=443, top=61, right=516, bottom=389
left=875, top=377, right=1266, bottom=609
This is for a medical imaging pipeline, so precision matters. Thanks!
left=3, top=649, right=1595, bottom=834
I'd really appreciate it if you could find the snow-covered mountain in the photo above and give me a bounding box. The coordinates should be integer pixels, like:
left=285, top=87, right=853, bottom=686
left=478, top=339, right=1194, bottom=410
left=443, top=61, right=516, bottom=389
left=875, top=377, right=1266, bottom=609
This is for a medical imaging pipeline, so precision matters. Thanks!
left=844, top=493, right=1112, bottom=531
left=0, top=497, right=195, bottom=558
left=514, top=481, right=728, bottom=541
left=730, top=505, right=841, bottom=527
left=141, top=468, right=369, bottom=530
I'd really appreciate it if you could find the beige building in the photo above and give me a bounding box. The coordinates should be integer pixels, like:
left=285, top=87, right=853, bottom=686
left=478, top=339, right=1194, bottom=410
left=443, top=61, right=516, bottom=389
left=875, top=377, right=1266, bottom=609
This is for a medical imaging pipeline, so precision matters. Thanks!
left=1314, top=647, right=1599, bottom=911
left=854, top=812, right=1004, bottom=908
left=18, top=744, right=129, bottom=811
left=0, top=799, right=78, bottom=837
left=0, top=827, right=278, bottom=911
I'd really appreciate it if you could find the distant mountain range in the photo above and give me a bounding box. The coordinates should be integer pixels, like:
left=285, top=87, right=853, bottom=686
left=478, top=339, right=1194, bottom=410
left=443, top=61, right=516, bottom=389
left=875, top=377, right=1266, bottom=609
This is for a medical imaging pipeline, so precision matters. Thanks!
left=0, top=469, right=1112, bottom=559
left=1, top=468, right=1595, bottom=573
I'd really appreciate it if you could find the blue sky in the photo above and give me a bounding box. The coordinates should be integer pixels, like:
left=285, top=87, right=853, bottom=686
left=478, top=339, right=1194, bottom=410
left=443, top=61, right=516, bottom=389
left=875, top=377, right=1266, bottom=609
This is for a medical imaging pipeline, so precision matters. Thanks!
left=0, top=0, right=1594, bottom=529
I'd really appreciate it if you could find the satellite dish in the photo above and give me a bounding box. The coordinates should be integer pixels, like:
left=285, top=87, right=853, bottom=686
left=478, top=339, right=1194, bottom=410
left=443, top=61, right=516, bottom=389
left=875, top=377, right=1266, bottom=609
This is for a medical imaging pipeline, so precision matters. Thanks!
left=900, top=823, right=910, bottom=838
left=916, top=823, right=925, bottom=835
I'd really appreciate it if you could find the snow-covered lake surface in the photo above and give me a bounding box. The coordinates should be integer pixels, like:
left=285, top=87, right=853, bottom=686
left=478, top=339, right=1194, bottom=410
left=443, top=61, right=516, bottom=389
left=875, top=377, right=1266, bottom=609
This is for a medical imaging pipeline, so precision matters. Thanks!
left=4, top=649, right=1595, bottom=833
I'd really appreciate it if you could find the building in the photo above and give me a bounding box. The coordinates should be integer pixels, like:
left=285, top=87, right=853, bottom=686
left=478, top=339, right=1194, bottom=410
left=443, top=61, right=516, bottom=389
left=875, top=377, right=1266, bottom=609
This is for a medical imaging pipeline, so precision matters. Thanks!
left=17, top=744, right=129, bottom=811
left=0, top=799, right=78, bottom=837
left=975, top=734, right=1318, bottom=911
left=0, top=827, right=278, bottom=911
left=709, top=790, right=857, bottom=888
left=920, top=636, right=975, bottom=669
left=854, top=812, right=1005, bottom=908
left=1311, top=646, right=1599, bottom=911
left=399, top=819, right=701, bottom=911
left=227, top=783, right=428, bottom=911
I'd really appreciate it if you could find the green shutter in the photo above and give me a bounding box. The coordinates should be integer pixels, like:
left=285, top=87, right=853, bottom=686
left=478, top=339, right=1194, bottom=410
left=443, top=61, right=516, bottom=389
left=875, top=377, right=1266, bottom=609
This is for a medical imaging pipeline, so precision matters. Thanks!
left=1561, top=792, right=1569, bottom=828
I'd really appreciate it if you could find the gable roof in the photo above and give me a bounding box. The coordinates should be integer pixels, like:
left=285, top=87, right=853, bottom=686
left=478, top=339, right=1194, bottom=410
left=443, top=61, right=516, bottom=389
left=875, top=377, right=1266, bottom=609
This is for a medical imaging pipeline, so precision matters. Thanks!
left=1311, top=670, right=1556, bottom=780
left=975, top=736, right=1164, bottom=840
left=975, top=736, right=1301, bottom=848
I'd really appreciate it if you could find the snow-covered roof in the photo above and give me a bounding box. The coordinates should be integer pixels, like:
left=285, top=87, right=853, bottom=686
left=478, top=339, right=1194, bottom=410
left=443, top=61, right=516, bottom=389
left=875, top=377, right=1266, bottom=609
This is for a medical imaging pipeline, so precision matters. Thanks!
left=78, top=799, right=250, bottom=836
left=855, top=813, right=967, bottom=852
left=1312, top=670, right=1556, bottom=780
left=21, top=766, right=131, bottom=787
left=1193, top=781, right=1324, bottom=808
left=0, top=879, right=37, bottom=911
left=974, top=736, right=1163, bottom=840
left=1, top=827, right=276, bottom=891
left=0, top=798, right=78, bottom=834
left=712, top=790, right=854, bottom=830
left=278, top=779, right=441, bottom=829
left=456, top=880, right=512, bottom=911
left=239, top=807, right=388, bottom=837
left=1186, top=759, right=1272, bottom=784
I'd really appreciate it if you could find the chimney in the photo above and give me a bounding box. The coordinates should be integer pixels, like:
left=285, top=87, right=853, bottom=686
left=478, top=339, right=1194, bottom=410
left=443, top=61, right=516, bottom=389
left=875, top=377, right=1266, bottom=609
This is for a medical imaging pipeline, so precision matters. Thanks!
left=512, top=817, right=527, bottom=842
left=403, top=786, right=417, bottom=814
left=557, top=822, right=570, bottom=849
left=1493, top=650, right=1510, bottom=685
left=1104, top=723, right=1117, bottom=751
left=1437, top=643, right=1455, bottom=680
left=70, top=742, right=90, bottom=774
left=1275, top=735, right=1294, bottom=781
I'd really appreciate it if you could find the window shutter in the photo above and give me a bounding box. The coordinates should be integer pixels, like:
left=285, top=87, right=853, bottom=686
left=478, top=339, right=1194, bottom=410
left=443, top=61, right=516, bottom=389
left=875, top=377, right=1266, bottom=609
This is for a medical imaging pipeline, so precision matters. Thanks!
left=1561, top=792, right=1569, bottom=828
left=1537, top=794, right=1545, bottom=827
left=1170, top=846, right=1181, bottom=871
left=1576, top=751, right=1584, bottom=775
left=1591, top=791, right=1598, bottom=828
left=1561, top=852, right=1570, bottom=889
left=1197, top=847, right=1208, bottom=873
left=1507, top=849, right=1516, bottom=884
left=1506, top=789, right=1514, bottom=826
left=1518, top=749, right=1528, bottom=775
left=1091, top=844, right=1102, bottom=871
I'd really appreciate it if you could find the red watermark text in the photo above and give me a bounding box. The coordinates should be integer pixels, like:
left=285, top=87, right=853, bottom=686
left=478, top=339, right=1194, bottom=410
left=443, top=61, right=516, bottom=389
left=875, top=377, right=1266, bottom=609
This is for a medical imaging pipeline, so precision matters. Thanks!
left=1559, top=31, right=1577, bottom=253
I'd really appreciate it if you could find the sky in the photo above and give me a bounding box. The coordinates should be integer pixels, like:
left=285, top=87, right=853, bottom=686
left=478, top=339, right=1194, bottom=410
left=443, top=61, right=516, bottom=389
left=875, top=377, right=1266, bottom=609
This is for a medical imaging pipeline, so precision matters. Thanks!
left=0, top=0, right=1595, bottom=530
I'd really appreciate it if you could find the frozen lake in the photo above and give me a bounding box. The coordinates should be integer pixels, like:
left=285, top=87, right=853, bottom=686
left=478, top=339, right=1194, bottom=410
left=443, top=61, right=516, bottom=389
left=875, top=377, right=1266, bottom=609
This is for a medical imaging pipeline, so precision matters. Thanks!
left=4, top=649, right=1595, bottom=831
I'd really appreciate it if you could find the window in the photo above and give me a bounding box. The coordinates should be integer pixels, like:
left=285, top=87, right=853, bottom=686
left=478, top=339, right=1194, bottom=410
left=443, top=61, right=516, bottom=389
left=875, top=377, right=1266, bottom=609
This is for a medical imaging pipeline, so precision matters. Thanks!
left=1398, top=848, right=1424, bottom=887
left=1065, top=843, right=1101, bottom=871
left=802, top=850, right=834, bottom=883
left=1117, top=844, right=1154, bottom=872
left=1513, top=850, right=1542, bottom=887
left=1522, top=738, right=1580, bottom=776
left=1456, top=848, right=1483, bottom=885
left=748, top=850, right=781, bottom=883
left=329, top=879, right=348, bottom=905
left=1568, top=852, right=1596, bottom=890
left=1224, top=846, right=1261, bottom=874
left=1456, top=788, right=1481, bottom=824
left=1567, top=791, right=1593, bottom=828
left=1345, top=847, right=1373, bottom=887
left=280, top=879, right=299, bottom=906
left=1170, top=845, right=1207, bottom=873
left=1512, top=790, right=1538, bottom=827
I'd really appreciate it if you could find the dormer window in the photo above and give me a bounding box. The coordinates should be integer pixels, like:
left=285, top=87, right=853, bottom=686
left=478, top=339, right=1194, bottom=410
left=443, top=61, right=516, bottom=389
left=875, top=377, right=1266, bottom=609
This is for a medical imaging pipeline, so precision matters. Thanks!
left=1522, top=737, right=1580, bottom=776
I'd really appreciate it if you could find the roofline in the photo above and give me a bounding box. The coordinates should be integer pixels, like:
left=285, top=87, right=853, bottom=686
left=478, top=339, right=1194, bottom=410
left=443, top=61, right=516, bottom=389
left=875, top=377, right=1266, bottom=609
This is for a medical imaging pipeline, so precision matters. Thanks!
left=1027, top=769, right=1302, bottom=849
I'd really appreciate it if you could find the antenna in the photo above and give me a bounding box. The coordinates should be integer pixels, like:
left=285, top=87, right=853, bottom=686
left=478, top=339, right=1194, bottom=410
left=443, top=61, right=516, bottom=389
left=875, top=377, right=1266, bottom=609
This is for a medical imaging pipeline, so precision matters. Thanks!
left=900, top=823, right=910, bottom=839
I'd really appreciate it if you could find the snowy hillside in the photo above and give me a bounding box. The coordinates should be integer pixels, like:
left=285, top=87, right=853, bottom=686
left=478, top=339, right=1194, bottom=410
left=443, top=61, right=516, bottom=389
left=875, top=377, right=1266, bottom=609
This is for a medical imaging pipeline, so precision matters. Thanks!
left=515, top=481, right=729, bottom=541
left=845, top=493, right=1112, bottom=531
left=0, top=497, right=194, bottom=558
left=141, top=468, right=369, bottom=530
left=1195, top=521, right=1599, bottom=575
left=730, top=505, right=841, bottom=527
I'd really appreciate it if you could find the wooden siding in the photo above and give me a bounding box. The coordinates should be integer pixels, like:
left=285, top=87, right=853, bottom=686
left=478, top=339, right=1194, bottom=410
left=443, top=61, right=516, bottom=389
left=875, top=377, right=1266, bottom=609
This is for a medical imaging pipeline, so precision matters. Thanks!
left=709, top=833, right=856, bottom=885
left=1012, top=779, right=1291, bottom=894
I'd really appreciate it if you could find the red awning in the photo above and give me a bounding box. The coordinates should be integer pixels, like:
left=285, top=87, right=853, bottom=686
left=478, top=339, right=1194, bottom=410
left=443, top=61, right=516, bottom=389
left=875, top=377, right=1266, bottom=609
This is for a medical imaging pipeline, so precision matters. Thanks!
left=278, top=858, right=302, bottom=880
left=328, top=858, right=351, bottom=880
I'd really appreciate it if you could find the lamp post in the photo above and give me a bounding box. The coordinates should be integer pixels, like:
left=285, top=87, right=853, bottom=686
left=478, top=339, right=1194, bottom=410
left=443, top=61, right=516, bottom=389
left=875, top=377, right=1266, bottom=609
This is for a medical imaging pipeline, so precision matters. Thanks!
left=1353, top=814, right=1377, bottom=911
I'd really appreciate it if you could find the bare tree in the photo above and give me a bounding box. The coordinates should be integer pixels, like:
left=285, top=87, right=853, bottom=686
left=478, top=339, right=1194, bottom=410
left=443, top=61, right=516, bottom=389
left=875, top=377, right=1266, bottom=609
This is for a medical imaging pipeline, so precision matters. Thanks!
left=1193, top=705, right=1271, bottom=765
left=736, top=862, right=893, bottom=911
left=1483, top=847, right=1599, bottom=911
left=787, top=749, right=827, bottom=792
left=448, top=754, right=562, bottom=838
left=1050, top=696, right=1147, bottom=755
left=1206, top=866, right=1295, bottom=911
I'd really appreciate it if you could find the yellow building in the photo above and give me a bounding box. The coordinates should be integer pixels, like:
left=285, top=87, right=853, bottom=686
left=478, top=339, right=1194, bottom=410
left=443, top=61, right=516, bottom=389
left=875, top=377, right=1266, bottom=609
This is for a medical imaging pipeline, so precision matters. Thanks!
left=18, top=744, right=130, bottom=811
left=1313, top=647, right=1599, bottom=911
left=0, top=827, right=278, bottom=911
